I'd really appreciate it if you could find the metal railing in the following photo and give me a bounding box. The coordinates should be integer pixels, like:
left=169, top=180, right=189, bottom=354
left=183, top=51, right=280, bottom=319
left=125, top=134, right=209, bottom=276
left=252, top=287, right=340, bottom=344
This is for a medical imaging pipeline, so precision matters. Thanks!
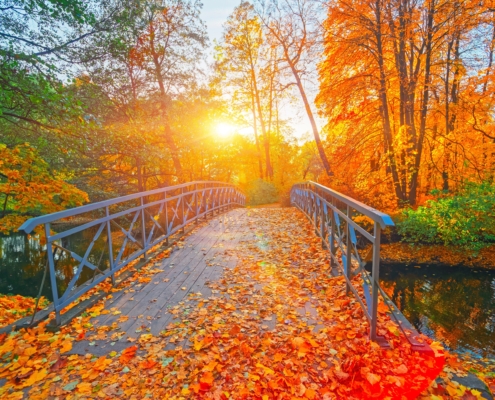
left=291, top=181, right=394, bottom=342
left=19, top=181, right=245, bottom=325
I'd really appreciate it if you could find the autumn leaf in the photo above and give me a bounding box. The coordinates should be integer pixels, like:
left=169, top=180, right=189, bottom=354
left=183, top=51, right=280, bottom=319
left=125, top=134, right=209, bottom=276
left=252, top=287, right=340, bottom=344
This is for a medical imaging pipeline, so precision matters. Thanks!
left=140, top=359, right=158, bottom=369
left=366, top=372, right=381, bottom=385
left=50, top=357, right=68, bottom=371
left=199, top=371, right=215, bottom=390
left=119, top=346, right=137, bottom=364
left=23, top=369, right=48, bottom=388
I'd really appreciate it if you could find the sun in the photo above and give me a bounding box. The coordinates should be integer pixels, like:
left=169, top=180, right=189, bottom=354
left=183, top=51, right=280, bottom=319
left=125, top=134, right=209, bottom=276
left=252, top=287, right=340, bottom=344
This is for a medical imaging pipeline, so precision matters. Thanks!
left=215, top=122, right=236, bottom=138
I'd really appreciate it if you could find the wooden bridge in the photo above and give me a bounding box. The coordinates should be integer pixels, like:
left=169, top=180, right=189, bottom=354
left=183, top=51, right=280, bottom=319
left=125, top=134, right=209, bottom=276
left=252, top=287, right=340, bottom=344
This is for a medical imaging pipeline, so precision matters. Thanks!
left=8, top=181, right=445, bottom=398
left=17, top=181, right=424, bottom=347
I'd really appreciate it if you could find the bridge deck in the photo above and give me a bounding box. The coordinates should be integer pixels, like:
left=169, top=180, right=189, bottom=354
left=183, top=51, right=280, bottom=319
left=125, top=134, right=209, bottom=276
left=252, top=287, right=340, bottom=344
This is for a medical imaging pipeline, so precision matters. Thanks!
left=69, top=207, right=321, bottom=356
left=2, top=207, right=445, bottom=399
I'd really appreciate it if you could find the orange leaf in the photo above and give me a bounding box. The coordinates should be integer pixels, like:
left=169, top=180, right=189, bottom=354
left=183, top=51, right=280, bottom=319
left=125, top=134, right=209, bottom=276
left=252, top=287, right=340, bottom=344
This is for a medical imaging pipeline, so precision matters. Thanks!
left=119, top=346, right=137, bottom=364
left=202, top=361, right=218, bottom=372
left=366, top=372, right=381, bottom=385
left=200, top=371, right=214, bottom=385
left=140, top=359, right=158, bottom=369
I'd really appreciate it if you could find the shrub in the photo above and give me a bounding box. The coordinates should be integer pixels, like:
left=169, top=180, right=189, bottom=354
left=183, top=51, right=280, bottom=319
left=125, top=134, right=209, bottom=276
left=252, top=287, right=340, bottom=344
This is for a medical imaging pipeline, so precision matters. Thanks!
left=396, top=181, right=495, bottom=251
left=246, top=179, right=279, bottom=206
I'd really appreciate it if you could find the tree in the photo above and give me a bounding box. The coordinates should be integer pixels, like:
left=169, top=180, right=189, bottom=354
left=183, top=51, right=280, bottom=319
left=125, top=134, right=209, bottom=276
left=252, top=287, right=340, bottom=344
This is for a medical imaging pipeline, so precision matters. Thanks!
left=255, top=0, right=333, bottom=178
left=217, top=2, right=271, bottom=180
left=317, top=0, right=492, bottom=208
left=0, top=143, right=88, bottom=233
left=133, top=0, right=208, bottom=181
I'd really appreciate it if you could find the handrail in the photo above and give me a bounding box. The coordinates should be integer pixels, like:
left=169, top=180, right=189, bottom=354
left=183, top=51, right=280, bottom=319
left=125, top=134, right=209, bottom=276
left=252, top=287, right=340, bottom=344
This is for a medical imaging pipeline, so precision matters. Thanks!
left=291, top=181, right=394, bottom=342
left=293, top=182, right=394, bottom=229
left=19, top=181, right=246, bottom=325
left=19, top=181, right=240, bottom=234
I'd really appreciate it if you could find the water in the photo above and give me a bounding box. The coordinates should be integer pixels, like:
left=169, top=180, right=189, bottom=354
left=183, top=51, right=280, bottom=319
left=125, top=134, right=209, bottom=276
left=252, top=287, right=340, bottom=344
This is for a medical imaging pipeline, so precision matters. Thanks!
left=380, top=264, right=495, bottom=359
left=0, top=229, right=112, bottom=301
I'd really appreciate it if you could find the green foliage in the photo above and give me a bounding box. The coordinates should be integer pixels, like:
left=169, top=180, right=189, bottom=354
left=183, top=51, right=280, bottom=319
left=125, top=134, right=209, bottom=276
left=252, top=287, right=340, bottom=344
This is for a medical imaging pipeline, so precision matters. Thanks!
left=397, top=181, right=495, bottom=251
left=246, top=179, right=279, bottom=206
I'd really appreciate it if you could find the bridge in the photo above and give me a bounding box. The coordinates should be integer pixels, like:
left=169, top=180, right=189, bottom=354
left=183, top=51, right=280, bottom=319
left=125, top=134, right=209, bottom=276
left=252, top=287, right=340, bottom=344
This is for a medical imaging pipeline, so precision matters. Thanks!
left=10, top=181, right=444, bottom=398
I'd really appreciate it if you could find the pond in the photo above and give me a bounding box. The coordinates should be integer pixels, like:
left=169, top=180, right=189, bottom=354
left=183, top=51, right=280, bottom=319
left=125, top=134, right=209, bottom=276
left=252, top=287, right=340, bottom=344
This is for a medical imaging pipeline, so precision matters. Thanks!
left=380, top=263, right=495, bottom=359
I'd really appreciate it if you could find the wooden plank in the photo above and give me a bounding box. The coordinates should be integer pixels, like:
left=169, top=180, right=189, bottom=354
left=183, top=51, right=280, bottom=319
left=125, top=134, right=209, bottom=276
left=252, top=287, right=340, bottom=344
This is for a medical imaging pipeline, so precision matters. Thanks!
left=93, top=217, right=229, bottom=327
left=129, top=210, right=247, bottom=337
left=156, top=214, right=247, bottom=337
left=117, top=211, right=246, bottom=339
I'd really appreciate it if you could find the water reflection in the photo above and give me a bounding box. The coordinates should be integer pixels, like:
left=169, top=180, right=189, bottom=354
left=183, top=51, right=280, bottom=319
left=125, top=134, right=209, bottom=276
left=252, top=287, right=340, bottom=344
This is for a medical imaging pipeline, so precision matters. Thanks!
left=0, top=229, right=112, bottom=301
left=380, top=264, right=495, bottom=359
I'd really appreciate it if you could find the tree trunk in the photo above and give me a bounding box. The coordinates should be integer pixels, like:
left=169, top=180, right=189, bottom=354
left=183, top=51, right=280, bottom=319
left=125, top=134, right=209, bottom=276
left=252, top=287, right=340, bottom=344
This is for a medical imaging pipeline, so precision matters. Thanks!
left=409, top=0, right=435, bottom=205
left=149, top=24, right=183, bottom=181
left=250, top=67, right=273, bottom=179
left=375, top=0, right=405, bottom=204
left=250, top=82, right=264, bottom=179
left=287, top=62, right=332, bottom=177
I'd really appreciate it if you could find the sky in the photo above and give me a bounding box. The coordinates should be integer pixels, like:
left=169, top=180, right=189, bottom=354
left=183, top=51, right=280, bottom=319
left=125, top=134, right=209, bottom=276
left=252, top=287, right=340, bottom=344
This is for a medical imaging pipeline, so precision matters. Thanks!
left=201, top=0, right=237, bottom=44
left=200, top=0, right=319, bottom=141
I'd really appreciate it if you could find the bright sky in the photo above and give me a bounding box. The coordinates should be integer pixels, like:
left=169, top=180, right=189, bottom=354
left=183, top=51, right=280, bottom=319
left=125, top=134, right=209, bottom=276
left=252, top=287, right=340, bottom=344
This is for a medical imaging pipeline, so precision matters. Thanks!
left=200, top=0, right=318, bottom=142
left=201, top=0, right=236, bottom=44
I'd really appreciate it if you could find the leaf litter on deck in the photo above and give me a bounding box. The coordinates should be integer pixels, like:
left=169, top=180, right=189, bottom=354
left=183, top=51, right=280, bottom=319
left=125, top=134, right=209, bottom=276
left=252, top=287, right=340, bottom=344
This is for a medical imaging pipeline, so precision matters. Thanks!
left=0, top=208, right=455, bottom=399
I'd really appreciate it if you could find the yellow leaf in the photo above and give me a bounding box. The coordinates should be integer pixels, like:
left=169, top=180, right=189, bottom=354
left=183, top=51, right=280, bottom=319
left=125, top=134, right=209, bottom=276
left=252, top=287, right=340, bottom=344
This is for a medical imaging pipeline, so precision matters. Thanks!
left=60, top=340, right=73, bottom=353
left=256, top=363, right=275, bottom=375
left=181, top=387, right=191, bottom=395
left=23, top=368, right=47, bottom=387
left=77, top=382, right=93, bottom=394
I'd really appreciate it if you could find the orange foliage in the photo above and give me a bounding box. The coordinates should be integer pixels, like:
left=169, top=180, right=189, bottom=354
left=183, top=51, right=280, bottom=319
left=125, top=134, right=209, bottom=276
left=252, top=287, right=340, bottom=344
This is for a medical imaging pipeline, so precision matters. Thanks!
left=0, top=144, right=88, bottom=233
left=317, top=0, right=495, bottom=209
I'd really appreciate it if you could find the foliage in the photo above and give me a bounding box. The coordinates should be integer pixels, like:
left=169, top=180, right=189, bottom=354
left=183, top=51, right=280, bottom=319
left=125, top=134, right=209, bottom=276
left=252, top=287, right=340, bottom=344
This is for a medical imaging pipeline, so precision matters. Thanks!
left=0, top=144, right=88, bottom=233
left=317, top=0, right=495, bottom=208
left=397, top=182, right=495, bottom=251
left=0, top=294, right=49, bottom=328
left=245, top=178, right=279, bottom=205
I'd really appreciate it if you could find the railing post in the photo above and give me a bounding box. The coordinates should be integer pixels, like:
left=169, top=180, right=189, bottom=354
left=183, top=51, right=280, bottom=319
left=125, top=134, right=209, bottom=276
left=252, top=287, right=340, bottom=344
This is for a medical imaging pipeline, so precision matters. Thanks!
left=165, top=192, right=169, bottom=246
left=194, top=183, right=198, bottom=224
left=205, top=184, right=209, bottom=220
left=370, top=223, right=381, bottom=341
left=345, top=205, right=352, bottom=294
left=320, top=197, right=325, bottom=248
left=45, top=223, right=61, bottom=326
left=181, top=187, right=185, bottom=233
left=329, top=205, right=336, bottom=270
left=313, top=194, right=318, bottom=235
left=140, top=197, right=147, bottom=260
left=106, top=206, right=115, bottom=286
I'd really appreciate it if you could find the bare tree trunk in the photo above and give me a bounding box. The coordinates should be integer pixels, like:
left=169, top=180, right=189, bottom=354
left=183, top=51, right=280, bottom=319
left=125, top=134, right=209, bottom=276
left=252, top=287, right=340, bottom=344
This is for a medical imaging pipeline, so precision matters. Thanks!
left=287, top=62, right=332, bottom=177
left=251, top=68, right=273, bottom=179
left=443, top=31, right=460, bottom=192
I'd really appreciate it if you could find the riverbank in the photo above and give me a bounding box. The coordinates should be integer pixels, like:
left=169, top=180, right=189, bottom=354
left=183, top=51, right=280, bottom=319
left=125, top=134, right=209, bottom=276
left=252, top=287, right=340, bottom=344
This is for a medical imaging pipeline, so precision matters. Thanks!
left=381, top=242, right=495, bottom=269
